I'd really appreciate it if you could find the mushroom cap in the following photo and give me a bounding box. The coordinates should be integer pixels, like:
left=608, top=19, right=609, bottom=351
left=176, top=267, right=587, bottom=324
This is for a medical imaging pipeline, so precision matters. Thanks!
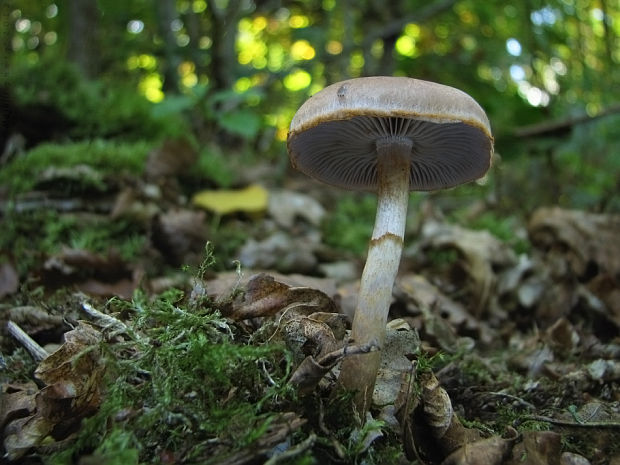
left=287, top=76, right=494, bottom=192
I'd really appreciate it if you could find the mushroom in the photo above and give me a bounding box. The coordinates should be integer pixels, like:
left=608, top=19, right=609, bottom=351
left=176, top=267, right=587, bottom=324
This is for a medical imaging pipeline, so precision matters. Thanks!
left=287, top=76, right=493, bottom=414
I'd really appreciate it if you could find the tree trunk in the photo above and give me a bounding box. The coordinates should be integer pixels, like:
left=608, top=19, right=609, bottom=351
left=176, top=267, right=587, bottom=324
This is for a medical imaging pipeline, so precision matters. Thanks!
left=156, top=0, right=181, bottom=92
left=67, top=0, right=100, bottom=77
left=205, top=0, right=242, bottom=91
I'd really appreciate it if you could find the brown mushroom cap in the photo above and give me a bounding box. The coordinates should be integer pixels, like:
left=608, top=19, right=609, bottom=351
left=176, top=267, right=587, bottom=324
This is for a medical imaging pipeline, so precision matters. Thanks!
left=287, top=76, right=494, bottom=192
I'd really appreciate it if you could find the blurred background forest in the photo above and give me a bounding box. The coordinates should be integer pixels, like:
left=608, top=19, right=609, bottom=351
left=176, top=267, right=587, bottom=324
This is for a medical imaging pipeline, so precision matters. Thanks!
left=0, top=0, right=619, bottom=267
left=1, top=0, right=619, bottom=209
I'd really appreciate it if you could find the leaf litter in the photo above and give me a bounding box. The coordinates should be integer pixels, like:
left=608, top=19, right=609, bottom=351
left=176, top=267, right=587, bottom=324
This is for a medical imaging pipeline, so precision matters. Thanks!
left=1, top=138, right=619, bottom=464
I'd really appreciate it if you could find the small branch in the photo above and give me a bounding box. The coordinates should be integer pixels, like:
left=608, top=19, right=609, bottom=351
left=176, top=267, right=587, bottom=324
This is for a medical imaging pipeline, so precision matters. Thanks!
left=264, top=433, right=317, bottom=465
left=487, top=391, right=537, bottom=411
left=6, top=320, right=49, bottom=362
left=521, top=415, right=620, bottom=429
left=80, top=298, right=132, bottom=339
left=514, top=102, right=620, bottom=139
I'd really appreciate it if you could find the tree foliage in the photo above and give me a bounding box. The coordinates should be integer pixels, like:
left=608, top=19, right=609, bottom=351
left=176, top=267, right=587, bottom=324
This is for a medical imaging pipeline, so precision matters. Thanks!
left=2, top=0, right=619, bottom=208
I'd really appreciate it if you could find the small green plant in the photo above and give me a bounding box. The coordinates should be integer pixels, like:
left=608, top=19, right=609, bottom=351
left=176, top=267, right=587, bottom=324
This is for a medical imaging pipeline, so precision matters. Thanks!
left=195, top=145, right=237, bottom=188
left=322, top=194, right=377, bottom=256
left=465, top=211, right=531, bottom=255
left=0, top=209, right=146, bottom=275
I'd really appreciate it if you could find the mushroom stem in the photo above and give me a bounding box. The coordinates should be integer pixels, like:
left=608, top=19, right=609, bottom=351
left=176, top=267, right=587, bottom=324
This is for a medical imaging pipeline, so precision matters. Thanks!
left=338, top=136, right=411, bottom=416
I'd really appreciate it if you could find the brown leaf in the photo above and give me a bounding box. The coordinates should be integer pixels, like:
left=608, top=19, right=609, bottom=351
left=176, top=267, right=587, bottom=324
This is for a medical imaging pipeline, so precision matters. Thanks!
left=506, top=431, right=562, bottom=465
left=288, top=342, right=378, bottom=395
left=421, top=371, right=454, bottom=440
left=395, top=274, right=486, bottom=351
left=230, top=273, right=338, bottom=320
left=0, top=383, right=38, bottom=429
left=441, top=429, right=518, bottom=465
left=35, top=322, right=102, bottom=386
left=528, top=207, right=620, bottom=279
left=3, top=415, right=54, bottom=461
left=41, top=247, right=133, bottom=284
left=419, top=220, right=517, bottom=317
left=545, top=317, right=580, bottom=353
left=3, top=323, right=106, bottom=459
left=410, top=371, right=483, bottom=462
left=8, top=306, right=64, bottom=334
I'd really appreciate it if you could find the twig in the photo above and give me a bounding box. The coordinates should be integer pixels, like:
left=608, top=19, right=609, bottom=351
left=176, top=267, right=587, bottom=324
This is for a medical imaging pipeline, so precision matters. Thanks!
left=6, top=320, right=49, bottom=362
left=521, top=415, right=620, bottom=429
left=487, top=391, right=537, bottom=410
left=264, top=433, right=317, bottom=465
left=80, top=299, right=131, bottom=339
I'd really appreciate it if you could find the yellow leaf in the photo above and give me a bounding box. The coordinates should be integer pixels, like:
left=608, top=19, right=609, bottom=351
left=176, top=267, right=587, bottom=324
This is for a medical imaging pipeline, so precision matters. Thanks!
left=192, top=184, right=268, bottom=215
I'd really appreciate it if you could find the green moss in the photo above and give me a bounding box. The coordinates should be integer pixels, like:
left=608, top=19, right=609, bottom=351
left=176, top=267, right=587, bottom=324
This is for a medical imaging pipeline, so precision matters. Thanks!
left=0, top=348, right=39, bottom=384
left=0, top=210, right=146, bottom=275
left=0, top=139, right=152, bottom=195
left=48, top=287, right=295, bottom=464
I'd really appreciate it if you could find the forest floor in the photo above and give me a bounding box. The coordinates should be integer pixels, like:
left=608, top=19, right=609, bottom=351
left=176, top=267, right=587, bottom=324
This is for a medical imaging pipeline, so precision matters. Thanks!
left=1, top=138, right=619, bottom=465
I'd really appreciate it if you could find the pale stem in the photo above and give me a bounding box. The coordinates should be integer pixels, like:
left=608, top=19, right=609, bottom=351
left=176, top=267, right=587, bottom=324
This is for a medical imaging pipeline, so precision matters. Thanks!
left=337, top=137, right=411, bottom=415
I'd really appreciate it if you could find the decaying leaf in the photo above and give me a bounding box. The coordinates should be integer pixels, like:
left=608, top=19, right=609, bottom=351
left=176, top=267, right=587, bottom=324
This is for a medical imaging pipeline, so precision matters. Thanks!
left=40, top=247, right=138, bottom=298
left=229, top=273, right=339, bottom=320
left=421, top=371, right=454, bottom=440
left=8, top=306, right=64, bottom=335
left=506, top=430, right=561, bottom=465
left=2, top=322, right=105, bottom=460
left=560, top=452, right=593, bottom=465
left=528, top=207, right=620, bottom=327
left=0, top=383, right=38, bottom=430
left=289, top=342, right=378, bottom=395
left=238, top=231, right=320, bottom=274
left=3, top=415, right=55, bottom=461
left=419, top=220, right=517, bottom=316
left=407, top=371, right=483, bottom=462
left=192, top=184, right=268, bottom=216
left=373, top=322, right=420, bottom=408
left=528, top=207, right=620, bottom=279
left=395, top=274, right=491, bottom=350
left=442, top=428, right=518, bottom=465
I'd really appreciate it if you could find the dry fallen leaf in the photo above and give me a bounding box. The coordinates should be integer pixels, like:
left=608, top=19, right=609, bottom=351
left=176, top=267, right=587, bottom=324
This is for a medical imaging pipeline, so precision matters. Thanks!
left=2, top=322, right=105, bottom=460
left=528, top=207, right=620, bottom=279
left=506, top=430, right=562, bottom=465
left=229, top=273, right=339, bottom=320
left=0, top=383, right=38, bottom=430
left=395, top=273, right=487, bottom=350
left=419, top=220, right=517, bottom=317
left=442, top=429, right=518, bottom=465
left=408, top=371, right=483, bottom=462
